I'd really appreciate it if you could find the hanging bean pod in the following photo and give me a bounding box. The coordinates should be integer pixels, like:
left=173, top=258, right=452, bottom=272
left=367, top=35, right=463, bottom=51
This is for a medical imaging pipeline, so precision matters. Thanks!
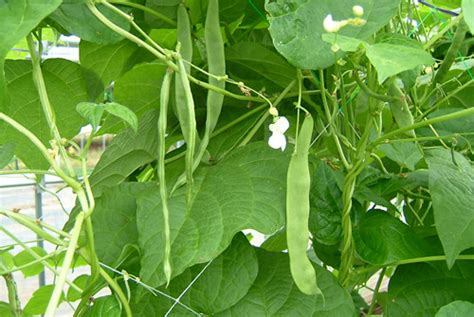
left=286, top=113, right=321, bottom=295
left=158, top=68, right=173, bottom=285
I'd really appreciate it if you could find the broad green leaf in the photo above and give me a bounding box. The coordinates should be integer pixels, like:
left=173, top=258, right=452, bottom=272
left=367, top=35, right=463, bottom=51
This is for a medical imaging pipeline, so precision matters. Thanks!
left=88, top=110, right=159, bottom=197
left=66, top=275, right=90, bottom=302
left=137, top=142, right=291, bottom=287
left=107, top=62, right=167, bottom=133
left=79, top=40, right=140, bottom=100
left=171, top=234, right=258, bottom=314
left=426, top=148, right=474, bottom=268
left=309, top=161, right=343, bottom=246
left=76, top=102, right=105, bottom=132
left=261, top=228, right=287, bottom=252
left=83, top=296, right=121, bottom=317
left=322, top=34, right=365, bottom=52
left=149, top=29, right=177, bottom=50
left=131, top=234, right=258, bottom=315
left=207, top=105, right=264, bottom=161
left=49, top=3, right=130, bottom=45
left=462, top=0, right=474, bottom=33
left=386, top=261, right=474, bottom=317
left=1, top=59, right=87, bottom=170
left=23, top=285, right=64, bottom=315
left=266, top=0, right=401, bottom=69
left=13, top=247, right=49, bottom=277
left=0, top=252, right=14, bottom=272
left=0, top=143, right=15, bottom=169
left=104, top=102, right=138, bottom=132
left=353, top=211, right=432, bottom=265
left=216, top=248, right=355, bottom=316
left=366, top=43, right=434, bottom=83
left=144, top=0, right=180, bottom=28
left=0, top=0, right=61, bottom=107
left=435, top=300, right=474, bottom=317
left=0, top=302, right=13, bottom=317
left=225, top=42, right=296, bottom=93
left=379, top=142, right=422, bottom=171
left=92, top=183, right=154, bottom=265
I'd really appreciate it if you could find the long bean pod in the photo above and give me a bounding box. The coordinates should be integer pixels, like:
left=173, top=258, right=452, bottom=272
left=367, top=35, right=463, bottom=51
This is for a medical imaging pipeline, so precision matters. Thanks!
left=193, top=0, right=226, bottom=168
left=174, top=2, right=194, bottom=143
left=158, top=68, right=174, bottom=285
left=176, top=56, right=197, bottom=205
left=286, top=114, right=321, bottom=295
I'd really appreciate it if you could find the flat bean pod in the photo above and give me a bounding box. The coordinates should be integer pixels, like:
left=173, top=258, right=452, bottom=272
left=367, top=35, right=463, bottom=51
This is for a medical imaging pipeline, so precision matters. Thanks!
left=286, top=113, right=321, bottom=295
left=193, top=0, right=226, bottom=168
left=158, top=68, right=173, bottom=285
left=174, top=2, right=194, bottom=140
left=176, top=56, right=197, bottom=205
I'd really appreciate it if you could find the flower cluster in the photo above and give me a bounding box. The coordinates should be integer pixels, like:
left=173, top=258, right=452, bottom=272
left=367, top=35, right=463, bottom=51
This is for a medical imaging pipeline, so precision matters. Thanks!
left=323, top=5, right=366, bottom=34
left=268, top=116, right=290, bottom=151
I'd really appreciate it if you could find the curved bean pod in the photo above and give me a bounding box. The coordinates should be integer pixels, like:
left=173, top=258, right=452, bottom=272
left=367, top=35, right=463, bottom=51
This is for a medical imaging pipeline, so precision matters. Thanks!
left=286, top=113, right=321, bottom=295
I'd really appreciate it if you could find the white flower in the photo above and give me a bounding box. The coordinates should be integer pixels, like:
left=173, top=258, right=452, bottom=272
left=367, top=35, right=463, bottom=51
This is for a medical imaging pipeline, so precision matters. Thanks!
left=268, top=116, right=289, bottom=151
left=323, top=14, right=342, bottom=33
left=353, top=5, right=364, bottom=17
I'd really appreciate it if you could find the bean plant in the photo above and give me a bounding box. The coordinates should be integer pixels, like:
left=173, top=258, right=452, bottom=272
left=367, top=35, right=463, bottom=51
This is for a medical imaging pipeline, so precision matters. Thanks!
left=1, top=0, right=474, bottom=316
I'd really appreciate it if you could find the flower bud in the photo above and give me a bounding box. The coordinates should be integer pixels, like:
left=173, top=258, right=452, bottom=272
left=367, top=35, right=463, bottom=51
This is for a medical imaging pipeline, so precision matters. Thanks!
left=353, top=5, right=364, bottom=17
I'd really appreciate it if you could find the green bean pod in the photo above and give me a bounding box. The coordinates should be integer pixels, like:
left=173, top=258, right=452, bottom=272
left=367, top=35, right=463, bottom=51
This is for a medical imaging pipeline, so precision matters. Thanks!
left=194, top=0, right=226, bottom=167
left=388, top=83, right=416, bottom=137
left=176, top=56, right=197, bottom=205
left=158, top=68, right=173, bottom=285
left=286, top=113, right=321, bottom=295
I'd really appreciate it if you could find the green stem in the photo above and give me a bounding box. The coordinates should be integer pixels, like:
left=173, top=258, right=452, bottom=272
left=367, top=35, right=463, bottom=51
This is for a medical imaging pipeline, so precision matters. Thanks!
left=0, top=113, right=81, bottom=191
left=0, top=249, right=65, bottom=275
left=356, top=254, right=474, bottom=275
left=0, top=210, right=65, bottom=246
left=319, top=70, right=350, bottom=170
left=45, top=212, right=85, bottom=317
left=371, top=107, right=474, bottom=146
left=3, top=274, right=22, bottom=317
left=367, top=268, right=386, bottom=315
left=420, top=80, right=474, bottom=118
left=103, top=1, right=166, bottom=55
left=107, top=0, right=177, bottom=26
left=26, top=34, right=76, bottom=178
left=0, top=227, right=83, bottom=293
